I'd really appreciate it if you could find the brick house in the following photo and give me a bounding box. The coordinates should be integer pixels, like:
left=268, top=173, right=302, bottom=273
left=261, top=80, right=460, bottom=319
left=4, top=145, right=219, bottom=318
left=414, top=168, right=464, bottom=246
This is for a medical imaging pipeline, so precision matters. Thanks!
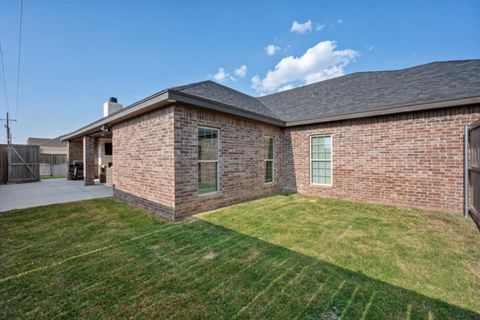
left=62, top=60, right=480, bottom=220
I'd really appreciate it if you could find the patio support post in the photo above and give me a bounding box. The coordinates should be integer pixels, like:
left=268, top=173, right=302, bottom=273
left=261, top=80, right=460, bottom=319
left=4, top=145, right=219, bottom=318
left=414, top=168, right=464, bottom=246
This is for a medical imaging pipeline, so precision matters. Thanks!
left=83, top=135, right=96, bottom=186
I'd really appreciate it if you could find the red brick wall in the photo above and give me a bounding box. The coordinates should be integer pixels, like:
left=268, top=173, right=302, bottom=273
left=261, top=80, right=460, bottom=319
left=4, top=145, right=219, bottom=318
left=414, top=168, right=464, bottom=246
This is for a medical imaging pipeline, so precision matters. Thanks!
left=110, top=102, right=480, bottom=218
left=281, top=105, right=480, bottom=213
left=83, top=136, right=96, bottom=186
left=112, top=106, right=175, bottom=213
left=174, top=104, right=282, bottom=217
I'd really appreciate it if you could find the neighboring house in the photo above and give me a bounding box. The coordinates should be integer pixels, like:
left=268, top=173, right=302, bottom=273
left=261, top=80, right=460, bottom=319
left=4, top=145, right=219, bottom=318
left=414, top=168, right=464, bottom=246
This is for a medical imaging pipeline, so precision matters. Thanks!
left=27, top=137, right=68, bottom=176
left=62, top=60, right=480, bottom=220
left=27, top=137, right=67, bottom=155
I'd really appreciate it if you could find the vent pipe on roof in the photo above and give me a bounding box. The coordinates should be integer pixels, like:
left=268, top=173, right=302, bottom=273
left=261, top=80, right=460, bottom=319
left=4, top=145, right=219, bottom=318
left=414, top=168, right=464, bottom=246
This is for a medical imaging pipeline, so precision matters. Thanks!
left=103, top=97, right=123, bottom=117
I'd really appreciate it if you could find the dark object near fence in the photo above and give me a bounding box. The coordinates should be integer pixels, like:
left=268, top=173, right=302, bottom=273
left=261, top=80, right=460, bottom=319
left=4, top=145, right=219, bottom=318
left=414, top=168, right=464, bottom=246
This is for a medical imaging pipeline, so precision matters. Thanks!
left=68, top=160, right=84, bottom=180
left=0, top=144, right=40, bottom=184
left=465, top=121, right=480, bottom=230
left=99, top=165, right=106, bottom=183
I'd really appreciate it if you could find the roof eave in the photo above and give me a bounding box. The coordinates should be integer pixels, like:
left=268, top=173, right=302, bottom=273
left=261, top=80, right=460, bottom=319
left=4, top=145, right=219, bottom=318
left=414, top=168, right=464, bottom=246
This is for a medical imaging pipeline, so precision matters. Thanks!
left=62, top=89, right=286, bottom=142
left=285, top=96, right=480, bottom=127
left=62, top=90, right=172, bottom=141
left=169, top=91, right=285, bottom=127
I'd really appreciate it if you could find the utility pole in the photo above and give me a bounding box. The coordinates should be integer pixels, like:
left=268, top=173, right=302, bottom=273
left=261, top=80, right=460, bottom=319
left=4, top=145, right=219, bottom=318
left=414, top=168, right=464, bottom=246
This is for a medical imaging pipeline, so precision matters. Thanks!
left=0, top=112, right=17, bottom=145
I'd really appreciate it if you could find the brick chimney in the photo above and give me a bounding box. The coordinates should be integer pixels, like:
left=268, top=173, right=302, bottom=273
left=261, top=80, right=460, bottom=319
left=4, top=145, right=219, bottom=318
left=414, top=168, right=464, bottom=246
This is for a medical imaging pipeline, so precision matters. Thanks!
left=103, top=97, right=123, bottom=117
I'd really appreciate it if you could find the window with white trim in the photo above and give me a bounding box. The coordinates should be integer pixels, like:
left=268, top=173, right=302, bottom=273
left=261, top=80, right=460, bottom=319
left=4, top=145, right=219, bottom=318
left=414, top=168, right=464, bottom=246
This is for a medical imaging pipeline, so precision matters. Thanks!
left=264, top=137, right=274, bottom=183
left=198, top=127, right=219, bottom=194
left=311, top=135, right=332, bottom=185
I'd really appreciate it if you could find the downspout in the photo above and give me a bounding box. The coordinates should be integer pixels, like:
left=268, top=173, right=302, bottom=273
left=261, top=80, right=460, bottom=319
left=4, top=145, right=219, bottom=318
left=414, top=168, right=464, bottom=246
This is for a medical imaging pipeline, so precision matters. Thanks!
left=464, top=124, right=469, bottom=219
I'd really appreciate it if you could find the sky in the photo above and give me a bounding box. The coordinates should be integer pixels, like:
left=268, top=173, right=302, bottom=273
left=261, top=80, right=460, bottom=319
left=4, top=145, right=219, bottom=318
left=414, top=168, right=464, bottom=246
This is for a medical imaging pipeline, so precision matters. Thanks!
left=0, top=0, right=479, bottom=144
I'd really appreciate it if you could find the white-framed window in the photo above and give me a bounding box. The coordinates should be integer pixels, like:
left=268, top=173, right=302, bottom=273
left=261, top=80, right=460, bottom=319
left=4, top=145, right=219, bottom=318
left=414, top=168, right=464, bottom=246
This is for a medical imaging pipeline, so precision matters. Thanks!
left=198, top=127, right=219, bottom=195
left=310, top=135, right=332, bottom=185
left=264, top=136, right=274, bottom=183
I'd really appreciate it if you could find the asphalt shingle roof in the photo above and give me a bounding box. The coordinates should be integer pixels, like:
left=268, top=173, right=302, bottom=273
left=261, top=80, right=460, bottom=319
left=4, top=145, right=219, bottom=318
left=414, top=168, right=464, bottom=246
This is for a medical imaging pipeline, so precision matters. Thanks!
left=171, top=80, right=279, bottom=119
left=169, top=60, right=480, bottom=124
left=259, top=60, right=480, bottom=122
left=27, top=137, right=66, bottom=148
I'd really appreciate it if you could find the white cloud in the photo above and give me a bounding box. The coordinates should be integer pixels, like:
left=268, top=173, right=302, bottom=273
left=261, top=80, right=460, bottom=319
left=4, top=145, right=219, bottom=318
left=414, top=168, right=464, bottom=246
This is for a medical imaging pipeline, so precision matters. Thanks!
left=212, top=68, right=235, bottom=82
left=213, top=68, right=228, bottom=82
left=290, top=20, right=312, bottom=33
left=337, top=19, right=344, bottom=24
left=234, top=64, right=247, bottom=78
left=251, top=40, right=358, bottom=93
left=316, top=24, right=325, bottom=31
left=265, top=44, right=280, bottom=56
left=278, top=84, right=295, bottom=92
left=251, top=75, right=262, bottom=88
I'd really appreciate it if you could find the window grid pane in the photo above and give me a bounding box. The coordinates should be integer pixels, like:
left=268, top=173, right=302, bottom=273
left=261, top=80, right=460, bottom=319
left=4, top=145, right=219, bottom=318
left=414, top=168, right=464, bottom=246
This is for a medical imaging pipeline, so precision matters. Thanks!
left=265, top=160, right=273, bottom=183
left=264, top=137, right=274, bottom=160
left=264, top=137, right=274, bottom=183
left=198, top=162, right=218, bottom=194
left=198, top=127, right=219, bottom=194
left=311, top=135, right=332, bottom=185
left=198, top=128, right=218, bottom=161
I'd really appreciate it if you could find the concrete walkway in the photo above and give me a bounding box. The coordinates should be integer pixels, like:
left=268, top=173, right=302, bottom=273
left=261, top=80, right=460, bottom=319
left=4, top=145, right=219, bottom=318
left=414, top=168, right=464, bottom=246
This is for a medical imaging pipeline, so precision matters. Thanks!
left=0, top=179, right=113, bottom=212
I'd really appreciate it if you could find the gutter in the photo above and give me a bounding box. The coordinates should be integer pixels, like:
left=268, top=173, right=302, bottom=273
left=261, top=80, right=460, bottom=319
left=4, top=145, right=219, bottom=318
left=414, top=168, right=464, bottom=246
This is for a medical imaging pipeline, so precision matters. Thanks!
left=285, top=96, right=480, bottom=127
left=62, top=89, right=285, bottom=141
left=62, top=91, right=480, bottom=141
left=62, top=90, right=171, bottom=141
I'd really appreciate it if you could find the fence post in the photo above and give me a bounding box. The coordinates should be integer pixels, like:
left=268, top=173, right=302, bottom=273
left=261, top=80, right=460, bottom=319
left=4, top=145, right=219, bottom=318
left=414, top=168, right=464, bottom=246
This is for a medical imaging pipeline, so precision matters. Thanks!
left=464, top=125, right=469, bottom=219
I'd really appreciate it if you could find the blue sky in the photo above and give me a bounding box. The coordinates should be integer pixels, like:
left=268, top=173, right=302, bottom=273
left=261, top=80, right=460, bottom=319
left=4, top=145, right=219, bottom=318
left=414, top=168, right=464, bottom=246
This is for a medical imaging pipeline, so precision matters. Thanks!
left=0, top=0, right=479, bottom=143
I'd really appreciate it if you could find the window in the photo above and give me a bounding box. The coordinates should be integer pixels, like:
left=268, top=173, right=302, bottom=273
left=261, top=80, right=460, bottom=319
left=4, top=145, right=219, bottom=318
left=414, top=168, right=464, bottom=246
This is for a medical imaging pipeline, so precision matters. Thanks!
left=104, top=143, right=112, bottom=156
left=311, top=135, right=332, bottom=185
left=198, top=127, right=219, bottom=194
left=264, top=137, right=274, bottom=183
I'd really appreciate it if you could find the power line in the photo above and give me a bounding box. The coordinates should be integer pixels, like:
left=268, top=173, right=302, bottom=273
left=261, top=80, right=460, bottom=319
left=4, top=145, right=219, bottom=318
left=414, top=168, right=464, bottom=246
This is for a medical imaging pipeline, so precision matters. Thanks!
left=10, top=0, right=24, bottom=145
left=14, top=0, right=24, bottom=120
left=0, top=41, right=9, bottom=112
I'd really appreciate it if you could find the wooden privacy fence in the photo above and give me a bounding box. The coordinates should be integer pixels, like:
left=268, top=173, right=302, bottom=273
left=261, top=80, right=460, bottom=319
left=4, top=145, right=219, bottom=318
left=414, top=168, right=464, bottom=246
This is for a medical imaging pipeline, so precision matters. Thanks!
left=465, top=121, right=480, bottom=230
left=0, top=145, right=7, bottom=184
left=40, top=153, right=67, bottom=177
left=0, top=144, right=40, bottom=184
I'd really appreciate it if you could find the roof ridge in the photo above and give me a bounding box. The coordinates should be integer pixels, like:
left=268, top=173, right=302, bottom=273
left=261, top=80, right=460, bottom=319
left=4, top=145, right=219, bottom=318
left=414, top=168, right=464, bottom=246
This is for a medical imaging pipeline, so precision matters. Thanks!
left=169, top=80, right=211, bottom=92
left=205, top=80, right=259, bottom=100
left=207, top=81, right=281, bottom=117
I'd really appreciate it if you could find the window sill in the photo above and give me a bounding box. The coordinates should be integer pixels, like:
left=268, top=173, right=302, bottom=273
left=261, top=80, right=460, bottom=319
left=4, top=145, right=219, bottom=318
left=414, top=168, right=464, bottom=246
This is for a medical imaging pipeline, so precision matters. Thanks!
left=198, top=191, right=221, bottom=198
left=310, top=183, right=333, bottom=187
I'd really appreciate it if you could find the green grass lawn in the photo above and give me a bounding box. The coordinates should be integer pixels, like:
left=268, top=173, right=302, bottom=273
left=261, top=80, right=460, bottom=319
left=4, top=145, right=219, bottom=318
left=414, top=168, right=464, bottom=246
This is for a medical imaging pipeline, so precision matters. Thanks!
left=0, top=194, right=479, bottom=319
left=40, top=175, right=66, bottom=180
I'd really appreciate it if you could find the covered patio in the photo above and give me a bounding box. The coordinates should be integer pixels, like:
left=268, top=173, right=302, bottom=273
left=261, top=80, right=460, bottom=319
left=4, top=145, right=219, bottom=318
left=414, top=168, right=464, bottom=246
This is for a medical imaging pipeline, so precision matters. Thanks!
left=66, top=130, right=112, bottom=186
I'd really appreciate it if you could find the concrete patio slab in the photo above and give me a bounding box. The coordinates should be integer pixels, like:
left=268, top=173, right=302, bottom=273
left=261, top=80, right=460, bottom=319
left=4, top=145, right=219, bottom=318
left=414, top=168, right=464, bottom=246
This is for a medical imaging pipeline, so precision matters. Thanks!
left=0, top=179, right=113, bottom=212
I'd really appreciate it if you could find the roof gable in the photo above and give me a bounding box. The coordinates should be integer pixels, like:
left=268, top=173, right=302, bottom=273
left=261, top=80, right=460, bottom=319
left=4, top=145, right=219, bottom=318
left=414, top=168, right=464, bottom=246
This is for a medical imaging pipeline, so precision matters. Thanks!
left=171, top=80, right=279, bottom=119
